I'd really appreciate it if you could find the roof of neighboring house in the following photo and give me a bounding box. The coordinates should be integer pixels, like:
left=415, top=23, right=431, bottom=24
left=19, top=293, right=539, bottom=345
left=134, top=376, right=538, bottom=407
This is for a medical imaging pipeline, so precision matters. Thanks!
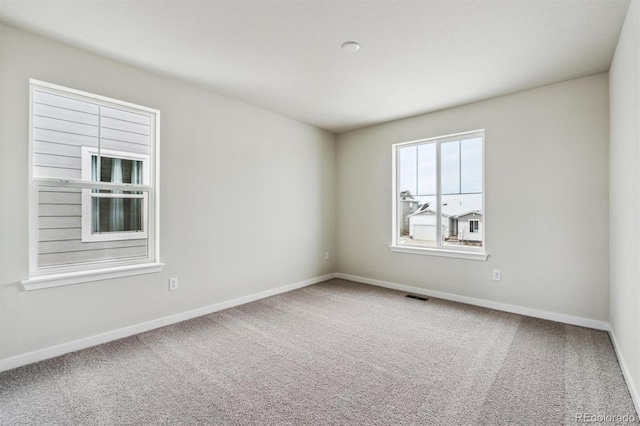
left=409, top=206, right=483, bottom=219
left=408, top=203, right=451, bottom=218
left=399, top=190, right=416, bottom=201
left=452, top=210, right=483, bottom=219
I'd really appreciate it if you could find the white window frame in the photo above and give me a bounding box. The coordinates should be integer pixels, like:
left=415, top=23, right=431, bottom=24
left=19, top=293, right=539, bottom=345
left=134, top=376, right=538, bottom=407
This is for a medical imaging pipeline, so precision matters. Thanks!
left=390, top=129, right=488, bottom=261
left=23, top=79, right=163, bottom=290
left=81, top=147, right=150, bottom=242
left=469, top=219, right=480, bottom=233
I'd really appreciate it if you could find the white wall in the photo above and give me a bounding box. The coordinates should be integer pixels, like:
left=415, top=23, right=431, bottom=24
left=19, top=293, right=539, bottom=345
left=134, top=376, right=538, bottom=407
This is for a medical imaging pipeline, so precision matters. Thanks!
left=0, top=24, right=336, bottom=361
left=336, top=74, right=609, bottom=321
left=609, top=0, right=640, bottom=407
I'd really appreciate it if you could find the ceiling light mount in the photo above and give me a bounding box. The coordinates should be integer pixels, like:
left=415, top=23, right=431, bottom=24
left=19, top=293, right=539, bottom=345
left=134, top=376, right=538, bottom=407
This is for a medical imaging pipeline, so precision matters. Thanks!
left=341, top=41, right=360, bottom=53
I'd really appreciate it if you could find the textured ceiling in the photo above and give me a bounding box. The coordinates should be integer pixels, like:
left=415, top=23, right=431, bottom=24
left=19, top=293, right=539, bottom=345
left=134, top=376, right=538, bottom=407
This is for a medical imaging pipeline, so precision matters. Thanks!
left=0, top=0, right=630, bottom=133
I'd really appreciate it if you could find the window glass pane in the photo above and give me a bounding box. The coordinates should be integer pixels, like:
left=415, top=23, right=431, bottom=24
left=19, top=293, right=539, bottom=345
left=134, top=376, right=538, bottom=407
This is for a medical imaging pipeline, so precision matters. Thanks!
left=441, top=140, right=460, bottom=195
left=417, top=143, right=436, bottom=195
left=441, top=138, right=483, bottom=247
left=95, top=156, right=143, bottom=184
left=32, top=90, right=98, bottom=181
left=399, top=146, right=417, bottom=196
left=461, top=137, right=483, bottom=193
left=399, top=143, right=437, bottom=248
left=36, top=183, right=147, bottom=269
left=92, top=191, right=144, bottom=233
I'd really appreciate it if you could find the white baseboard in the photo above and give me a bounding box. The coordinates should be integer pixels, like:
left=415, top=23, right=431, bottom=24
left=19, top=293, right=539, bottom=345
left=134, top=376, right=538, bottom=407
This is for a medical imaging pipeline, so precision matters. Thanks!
left=0, top=273, right=337, bottom=373
left=4, top=270, right=635, bottom=413
left=0, top=271, right=613, bottom=371
left=609, top=328, right=640, bottom=415
left=335, top=273, right=609, bottom=331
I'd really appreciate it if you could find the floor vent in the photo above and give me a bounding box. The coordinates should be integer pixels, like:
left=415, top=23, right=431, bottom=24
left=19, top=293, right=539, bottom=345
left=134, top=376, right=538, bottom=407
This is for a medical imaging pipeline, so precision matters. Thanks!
left=405, top=294, right=429, bottom=301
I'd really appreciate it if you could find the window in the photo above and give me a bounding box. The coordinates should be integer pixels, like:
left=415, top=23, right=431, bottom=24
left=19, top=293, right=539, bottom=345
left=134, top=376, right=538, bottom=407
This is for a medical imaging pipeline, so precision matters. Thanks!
left=392, top=130, right=486, bottom=260
left=81, top=147, right=149, bottom=242
left=23, top=80, right=162, bottom=289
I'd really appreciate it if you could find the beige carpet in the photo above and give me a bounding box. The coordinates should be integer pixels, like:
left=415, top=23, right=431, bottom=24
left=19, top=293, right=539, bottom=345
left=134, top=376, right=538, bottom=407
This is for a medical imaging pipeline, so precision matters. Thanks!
left=0, top=279, right=636, bottom=425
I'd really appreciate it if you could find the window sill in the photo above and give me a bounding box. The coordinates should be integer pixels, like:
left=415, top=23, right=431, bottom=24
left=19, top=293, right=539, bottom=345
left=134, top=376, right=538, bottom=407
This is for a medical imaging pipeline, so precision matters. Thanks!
left=21, top=262, right=165, bottom=291
left=390, top=245, right=488, bottom=261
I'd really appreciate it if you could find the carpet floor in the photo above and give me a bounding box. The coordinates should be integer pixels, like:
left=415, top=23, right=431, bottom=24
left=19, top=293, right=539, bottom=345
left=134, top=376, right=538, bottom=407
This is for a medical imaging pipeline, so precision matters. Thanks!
left=0, top=279, right=636, bottom=425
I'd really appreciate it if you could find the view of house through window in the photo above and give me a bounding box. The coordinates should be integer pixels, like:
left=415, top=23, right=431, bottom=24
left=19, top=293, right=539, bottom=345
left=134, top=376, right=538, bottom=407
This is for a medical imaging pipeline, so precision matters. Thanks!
left=396, top=131, right=484, bottom=251
left=28, top=80, right=158, bottom=277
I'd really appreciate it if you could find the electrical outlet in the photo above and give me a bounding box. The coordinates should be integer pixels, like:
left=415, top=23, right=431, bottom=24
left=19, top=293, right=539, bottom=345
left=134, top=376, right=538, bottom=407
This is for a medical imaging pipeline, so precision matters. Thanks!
left=492, top=269, right=501, bottom=281
left=169, top=277, right=179, bottom=291
left=325, top=252, right=330, bottom=260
